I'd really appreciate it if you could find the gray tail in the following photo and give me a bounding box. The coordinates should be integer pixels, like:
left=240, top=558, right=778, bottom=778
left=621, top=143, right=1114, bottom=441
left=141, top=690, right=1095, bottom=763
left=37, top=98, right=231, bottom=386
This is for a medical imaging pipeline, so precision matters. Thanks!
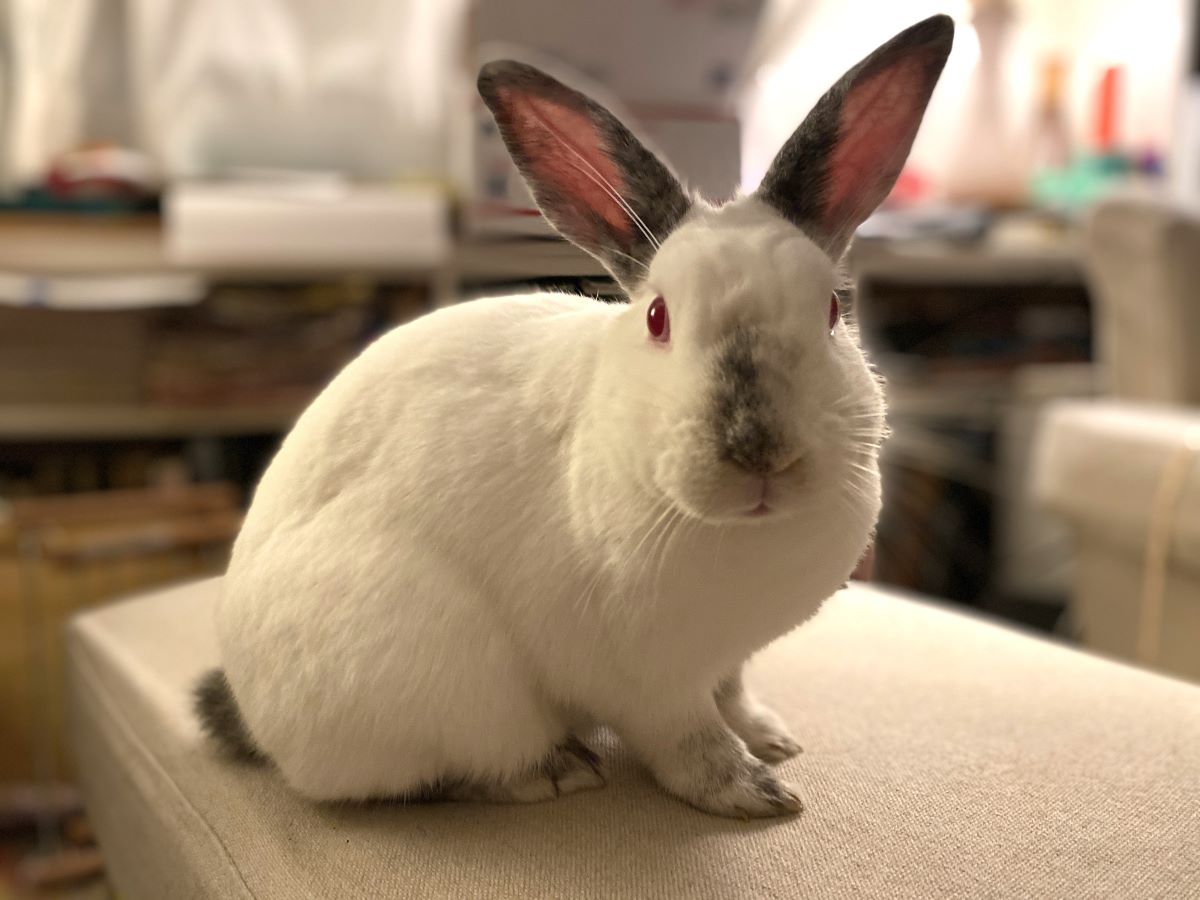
left=193, top=668, right=266, bottom=763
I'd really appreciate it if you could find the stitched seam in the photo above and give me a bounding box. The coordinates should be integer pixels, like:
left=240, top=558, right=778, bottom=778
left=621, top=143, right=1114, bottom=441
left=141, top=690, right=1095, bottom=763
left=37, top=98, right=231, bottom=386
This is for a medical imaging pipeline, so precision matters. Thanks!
left=1137, top=426, right=1200, bottom=665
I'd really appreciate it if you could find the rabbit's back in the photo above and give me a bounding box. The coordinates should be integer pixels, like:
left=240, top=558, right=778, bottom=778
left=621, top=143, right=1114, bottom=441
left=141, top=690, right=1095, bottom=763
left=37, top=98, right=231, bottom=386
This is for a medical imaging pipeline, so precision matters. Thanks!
left=230, top=291, right=608, bottom=559
left=215, top=292, right=611, bottom=798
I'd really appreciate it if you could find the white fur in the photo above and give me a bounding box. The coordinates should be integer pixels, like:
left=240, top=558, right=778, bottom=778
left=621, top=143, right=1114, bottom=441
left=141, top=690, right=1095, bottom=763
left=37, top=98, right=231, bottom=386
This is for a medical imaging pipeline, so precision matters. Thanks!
left=217, top=197, right=885, bottom=803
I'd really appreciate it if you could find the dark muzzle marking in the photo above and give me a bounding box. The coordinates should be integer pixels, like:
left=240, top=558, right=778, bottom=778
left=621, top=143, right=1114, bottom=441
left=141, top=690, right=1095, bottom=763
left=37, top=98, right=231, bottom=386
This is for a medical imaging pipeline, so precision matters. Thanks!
left=712, top=328, right=783, bottom=476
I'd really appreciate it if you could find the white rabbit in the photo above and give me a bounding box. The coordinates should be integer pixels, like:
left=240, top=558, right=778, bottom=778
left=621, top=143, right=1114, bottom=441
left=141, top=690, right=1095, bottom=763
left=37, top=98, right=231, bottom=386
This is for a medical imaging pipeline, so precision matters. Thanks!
left=197, top=16, right=953, bottom=818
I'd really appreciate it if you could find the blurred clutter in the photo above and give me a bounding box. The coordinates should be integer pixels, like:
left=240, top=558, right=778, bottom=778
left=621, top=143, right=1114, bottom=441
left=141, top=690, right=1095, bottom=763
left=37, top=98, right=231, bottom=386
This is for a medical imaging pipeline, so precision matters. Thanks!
left=0, top=0, right=1194, bottom=661
left=1, top=483, right=240, bottom=894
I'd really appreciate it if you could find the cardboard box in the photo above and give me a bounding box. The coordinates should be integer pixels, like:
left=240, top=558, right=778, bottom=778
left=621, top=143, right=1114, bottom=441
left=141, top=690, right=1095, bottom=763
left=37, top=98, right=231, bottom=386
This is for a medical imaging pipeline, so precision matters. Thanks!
left=469, top=0, right=763, bottom=109
left=460, top=0, right=762, bottom=237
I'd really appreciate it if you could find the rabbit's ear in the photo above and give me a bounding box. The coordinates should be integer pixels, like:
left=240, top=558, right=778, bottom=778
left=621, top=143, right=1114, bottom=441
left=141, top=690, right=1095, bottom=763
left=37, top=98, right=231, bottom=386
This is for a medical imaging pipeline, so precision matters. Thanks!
left=756, top=15, right=953, bottom=259
left=478, top=61, right=691, bottom=291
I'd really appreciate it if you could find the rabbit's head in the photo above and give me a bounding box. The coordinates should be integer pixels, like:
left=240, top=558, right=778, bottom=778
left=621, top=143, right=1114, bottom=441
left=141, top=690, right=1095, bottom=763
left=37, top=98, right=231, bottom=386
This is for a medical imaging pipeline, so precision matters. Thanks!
left=479, top=17, right=952, bottom=532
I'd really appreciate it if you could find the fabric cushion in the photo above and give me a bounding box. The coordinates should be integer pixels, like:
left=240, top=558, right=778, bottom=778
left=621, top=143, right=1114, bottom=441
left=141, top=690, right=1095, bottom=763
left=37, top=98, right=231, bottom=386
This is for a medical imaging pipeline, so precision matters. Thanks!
left=68, top=578, right=1200, bottom=899
left=1034, top=400, right=1200, bottom=569
left=1033, top=399, right=1200, bottom=681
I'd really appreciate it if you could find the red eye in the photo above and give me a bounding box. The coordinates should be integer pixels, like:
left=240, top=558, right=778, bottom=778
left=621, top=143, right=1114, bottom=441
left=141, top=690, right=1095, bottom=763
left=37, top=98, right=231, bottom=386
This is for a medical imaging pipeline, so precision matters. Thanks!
left=647, top=295, right=670, bottom=343
left=829, top=293, right=839, bottom=335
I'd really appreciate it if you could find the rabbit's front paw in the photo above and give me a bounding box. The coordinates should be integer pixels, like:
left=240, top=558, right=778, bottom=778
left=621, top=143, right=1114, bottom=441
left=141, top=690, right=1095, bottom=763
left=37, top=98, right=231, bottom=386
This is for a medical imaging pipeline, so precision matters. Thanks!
left=715, top=672, right=803, bottom=763
left=736, top=712, right=803, bottom=763
left=656, top=723, right=803, bottom=819
left=688, top=759, right=803, bottom=819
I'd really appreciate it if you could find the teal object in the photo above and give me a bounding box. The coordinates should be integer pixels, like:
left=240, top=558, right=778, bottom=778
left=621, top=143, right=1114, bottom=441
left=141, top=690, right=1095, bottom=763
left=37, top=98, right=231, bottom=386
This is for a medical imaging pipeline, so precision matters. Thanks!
left=0, top=187, right=159, bottom=215
left=1031, top=152, right=1131, bottom=215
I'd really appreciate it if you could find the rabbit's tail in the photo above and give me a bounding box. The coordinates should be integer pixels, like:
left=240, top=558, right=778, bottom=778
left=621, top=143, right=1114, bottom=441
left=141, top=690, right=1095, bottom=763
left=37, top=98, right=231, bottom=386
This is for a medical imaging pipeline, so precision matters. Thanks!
left=193, top=668, right=267, bottom=763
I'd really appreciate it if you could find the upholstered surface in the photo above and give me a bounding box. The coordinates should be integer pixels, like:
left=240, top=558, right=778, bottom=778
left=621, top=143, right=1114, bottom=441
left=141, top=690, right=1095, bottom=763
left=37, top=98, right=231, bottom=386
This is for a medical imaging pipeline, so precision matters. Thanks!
left=1086, top=197, right=1200, bottom=405
left=1035, top=400, right=1200, bottom=564
left=68, top=578, right=1200, bottom=899
left=1034, top=399, right=1200, bottom=681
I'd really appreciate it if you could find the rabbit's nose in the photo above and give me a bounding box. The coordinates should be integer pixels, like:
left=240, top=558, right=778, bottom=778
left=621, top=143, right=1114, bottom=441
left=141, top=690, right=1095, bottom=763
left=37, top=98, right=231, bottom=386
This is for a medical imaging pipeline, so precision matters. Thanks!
left=721, top=417, right=779, bottom=476
left=735, top=450, right=807, bottom=481
left=723, top=429, right=802, bottom=479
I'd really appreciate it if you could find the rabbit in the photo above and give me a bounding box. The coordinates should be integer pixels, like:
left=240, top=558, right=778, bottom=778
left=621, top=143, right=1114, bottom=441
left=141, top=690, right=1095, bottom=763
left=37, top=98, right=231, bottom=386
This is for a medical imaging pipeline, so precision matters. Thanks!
left=196, top=15, right=953, bottom=818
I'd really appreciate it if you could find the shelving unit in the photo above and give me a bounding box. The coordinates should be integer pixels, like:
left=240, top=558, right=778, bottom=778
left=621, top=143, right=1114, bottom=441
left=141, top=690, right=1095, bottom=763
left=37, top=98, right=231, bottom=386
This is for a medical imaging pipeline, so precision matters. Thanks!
left=0, top=213, right=1088, bottom=449
left=0, top=212, right=607, bottom=443
left=848, top=227, right=1091, bottom=616
left=0, top=213, right=605, bottom=284
left=848, top=234, right=1083, bottom=287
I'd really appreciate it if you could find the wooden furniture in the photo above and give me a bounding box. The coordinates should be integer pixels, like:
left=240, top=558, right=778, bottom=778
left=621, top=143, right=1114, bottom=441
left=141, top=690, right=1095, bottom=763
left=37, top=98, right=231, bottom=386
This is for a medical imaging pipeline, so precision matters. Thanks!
left=1, top=482, right=242, bottom=892
left=1, top=483, right=241, bottom=784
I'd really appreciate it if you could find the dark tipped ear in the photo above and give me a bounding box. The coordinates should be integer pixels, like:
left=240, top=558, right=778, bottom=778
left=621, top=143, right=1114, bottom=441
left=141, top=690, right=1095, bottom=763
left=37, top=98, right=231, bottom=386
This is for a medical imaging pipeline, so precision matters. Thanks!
left=755, top=15, right=954, bottom=259
left=477, top=60, right=692, bottom=292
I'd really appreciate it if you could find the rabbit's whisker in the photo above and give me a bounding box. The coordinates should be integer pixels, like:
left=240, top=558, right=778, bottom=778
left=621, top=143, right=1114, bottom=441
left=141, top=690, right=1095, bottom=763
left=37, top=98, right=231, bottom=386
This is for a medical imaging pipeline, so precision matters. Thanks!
left=543, top=129, right=662, bottom=250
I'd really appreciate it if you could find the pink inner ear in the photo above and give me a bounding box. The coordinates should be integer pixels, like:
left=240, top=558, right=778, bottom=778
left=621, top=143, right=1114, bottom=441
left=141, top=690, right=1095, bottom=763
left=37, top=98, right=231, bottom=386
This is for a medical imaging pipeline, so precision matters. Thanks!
left=496, top=86, right=633, bottom=243
left=824, top=57, right=929, bottom=238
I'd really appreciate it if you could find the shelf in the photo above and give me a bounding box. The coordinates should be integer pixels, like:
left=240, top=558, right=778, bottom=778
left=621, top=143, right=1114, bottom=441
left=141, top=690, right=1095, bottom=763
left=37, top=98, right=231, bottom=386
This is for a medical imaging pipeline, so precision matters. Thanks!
left=849, top=236, right=1083, bottom=286
left=0, top=215, right=165, bottom=275
left=0, top=213, right=606, bottom=284
left=0, top=403, right=304, bottom=440
left=0, top=213, right=1081, bottom=287
left=451, top=237, right=607, bottom=282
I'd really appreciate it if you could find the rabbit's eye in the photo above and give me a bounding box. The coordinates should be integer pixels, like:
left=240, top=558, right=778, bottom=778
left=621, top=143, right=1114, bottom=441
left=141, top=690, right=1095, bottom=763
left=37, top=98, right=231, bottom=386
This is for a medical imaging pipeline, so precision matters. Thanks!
left=829, top=293, right=839, bottom=335
left=647, top=296, right=670, bottom=343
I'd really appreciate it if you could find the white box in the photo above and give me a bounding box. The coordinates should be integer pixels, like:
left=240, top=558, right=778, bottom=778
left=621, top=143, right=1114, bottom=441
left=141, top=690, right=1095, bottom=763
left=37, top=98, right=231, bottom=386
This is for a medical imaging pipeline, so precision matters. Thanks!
left=166, top=181, right=451, bottom=270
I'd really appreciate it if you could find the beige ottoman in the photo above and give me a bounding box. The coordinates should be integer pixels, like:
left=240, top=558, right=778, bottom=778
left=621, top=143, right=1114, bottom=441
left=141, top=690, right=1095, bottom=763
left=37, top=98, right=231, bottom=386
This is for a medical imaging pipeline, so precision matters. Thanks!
left=67, top=578, right=1199, bottom=899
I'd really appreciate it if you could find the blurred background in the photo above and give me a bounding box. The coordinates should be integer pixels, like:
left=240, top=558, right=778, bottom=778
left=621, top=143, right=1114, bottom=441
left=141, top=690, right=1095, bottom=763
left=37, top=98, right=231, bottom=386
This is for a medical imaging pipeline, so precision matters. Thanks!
left=1, top=0, right=1199, bottom=894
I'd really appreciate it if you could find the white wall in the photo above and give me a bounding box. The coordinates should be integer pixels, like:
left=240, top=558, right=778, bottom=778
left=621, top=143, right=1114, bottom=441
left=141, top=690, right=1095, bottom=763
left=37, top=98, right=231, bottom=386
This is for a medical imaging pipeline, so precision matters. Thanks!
left=741, top=0, right=1190, bottom=193
left=1, top=0, right=470, bottom=187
